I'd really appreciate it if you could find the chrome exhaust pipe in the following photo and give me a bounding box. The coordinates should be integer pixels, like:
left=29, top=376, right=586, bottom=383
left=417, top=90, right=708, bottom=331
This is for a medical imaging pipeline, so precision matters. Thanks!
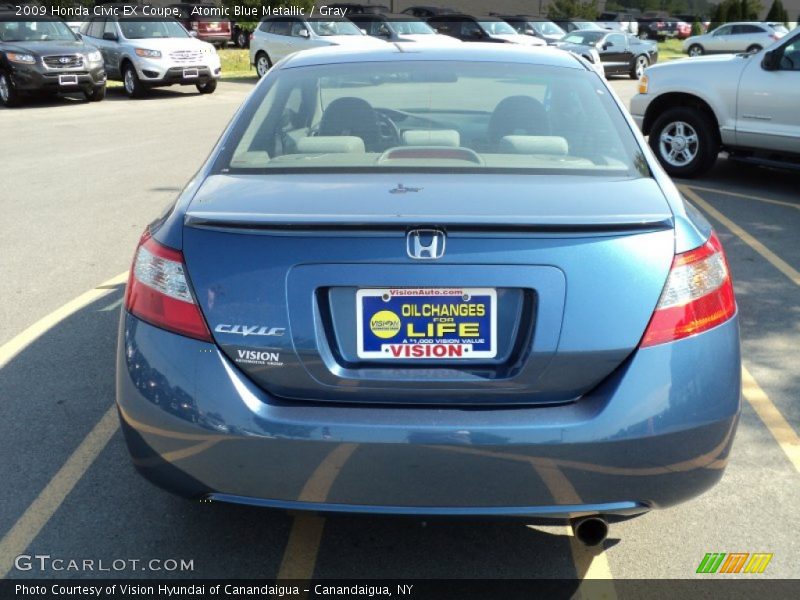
left=570, top=515, right=608, bottom=547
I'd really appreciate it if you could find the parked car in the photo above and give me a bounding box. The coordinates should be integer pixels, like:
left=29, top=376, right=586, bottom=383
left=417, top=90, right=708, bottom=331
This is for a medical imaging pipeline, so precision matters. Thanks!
left=79, top=16, right=220, bottom=97
left=0, top=14, right=106, bottom=107
left=638, top=17, right=691, bottom=41
left=327, top=3, right=390, bottom=15
left=597, top=11, right=640, bottom=36
left=558, top=30, right=657, bottom=79
left=495, top=15, right=566, bottom=44
left=117, top=43, right=741, bottom=544
left=427, top=14, right=546, bottom=46
left=401, top=5, right=456, bottom=18
left=631, top=29, right=800, bottom=176
left=249, top=16, right=387, bottom=78
left=683, top=21, right=788, bottom=56
left=348, top=13, right=461, bottom=45
left=169, top=2, right=231, bottom=47
left=552, top=19, right=604, bottom=34
left=231, top=22, right=254, bottom=49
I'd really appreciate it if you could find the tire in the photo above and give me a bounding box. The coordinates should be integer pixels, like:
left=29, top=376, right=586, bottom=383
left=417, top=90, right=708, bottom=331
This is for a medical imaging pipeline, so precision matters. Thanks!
left=649, top=107, right=719, bottom=178
left=236, top=30, right=249, bottom=49
left=631, top=55, right=649, bottom=79
left=122, top=62, right=146, bottom=98
left=84, top=84, right=106, bottom=102
left=196, top=78, right=217, bottom=94
left=0, top=70, right=21, bottom=107
left=746, top=44, right=762, bottom=54
left=688, top=44, right=704, bottom=57
left=255, top=51, right=271, bottom=78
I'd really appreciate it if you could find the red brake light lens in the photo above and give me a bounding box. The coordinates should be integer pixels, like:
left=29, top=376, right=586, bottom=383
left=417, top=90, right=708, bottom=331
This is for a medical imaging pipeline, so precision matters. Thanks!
left=124, top=233, right=211, bottom=341
left=640, top=232, right=736, bottom=347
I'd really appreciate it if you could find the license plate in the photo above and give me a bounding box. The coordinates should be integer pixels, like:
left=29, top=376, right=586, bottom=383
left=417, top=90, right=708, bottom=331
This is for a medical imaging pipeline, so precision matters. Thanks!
left=58, top=74, right=78, bottom=86
left=183, top=68, right=199, bottom=79
left=356, top=288, right=496, bottom=360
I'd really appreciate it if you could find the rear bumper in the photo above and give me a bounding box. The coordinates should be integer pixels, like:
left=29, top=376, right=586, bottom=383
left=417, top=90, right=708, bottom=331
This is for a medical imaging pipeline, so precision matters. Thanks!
left=117, top=313, right=741, bottom=518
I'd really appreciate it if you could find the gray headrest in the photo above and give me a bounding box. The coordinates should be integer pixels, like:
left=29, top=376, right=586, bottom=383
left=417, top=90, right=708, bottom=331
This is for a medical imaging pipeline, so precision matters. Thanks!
left=296, top=136, right=366, bottom=154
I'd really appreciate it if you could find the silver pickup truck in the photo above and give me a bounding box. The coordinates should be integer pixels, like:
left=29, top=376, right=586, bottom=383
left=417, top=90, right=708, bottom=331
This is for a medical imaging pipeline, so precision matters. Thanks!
left=630, top=28, right=800, bottom=177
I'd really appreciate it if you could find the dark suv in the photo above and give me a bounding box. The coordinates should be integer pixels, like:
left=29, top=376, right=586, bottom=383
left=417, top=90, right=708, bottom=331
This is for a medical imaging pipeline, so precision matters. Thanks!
left=0, top=14, right=106, bottom=107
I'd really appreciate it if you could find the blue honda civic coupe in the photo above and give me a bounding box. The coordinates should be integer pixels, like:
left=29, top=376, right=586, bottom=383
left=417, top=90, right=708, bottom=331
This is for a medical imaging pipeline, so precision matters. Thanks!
left=117, top=44, right=740, bottom=545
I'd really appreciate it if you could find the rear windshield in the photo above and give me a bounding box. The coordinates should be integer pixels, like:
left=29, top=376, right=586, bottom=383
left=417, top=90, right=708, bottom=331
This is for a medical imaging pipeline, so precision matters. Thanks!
left=217, top=60, right=647, bottom=177
left=307, top=19, right=362, bottom=36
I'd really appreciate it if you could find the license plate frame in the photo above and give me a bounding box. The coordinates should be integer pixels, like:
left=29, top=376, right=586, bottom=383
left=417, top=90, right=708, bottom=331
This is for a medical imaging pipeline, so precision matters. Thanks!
left=182, top=68, right=199, bottom=79
left=356, top=287, right=497, bottom=360
left=58, top=74, right=78, bottom=86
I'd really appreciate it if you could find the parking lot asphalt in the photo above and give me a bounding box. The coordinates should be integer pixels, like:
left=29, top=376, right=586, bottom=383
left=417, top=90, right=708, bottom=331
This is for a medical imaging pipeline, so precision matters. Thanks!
left=1, top=80, right=799, bottom=586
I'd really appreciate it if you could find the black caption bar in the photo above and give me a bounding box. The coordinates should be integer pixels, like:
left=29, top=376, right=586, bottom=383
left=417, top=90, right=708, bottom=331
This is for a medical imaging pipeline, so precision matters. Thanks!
left=3, top=580, right=800, bottom=600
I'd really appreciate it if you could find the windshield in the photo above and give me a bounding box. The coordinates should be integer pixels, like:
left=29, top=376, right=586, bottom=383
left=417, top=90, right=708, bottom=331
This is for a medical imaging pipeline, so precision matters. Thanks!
left=393, top=20, right=435, bottom=35
left=564, top=31, right=605, bottom=45
left=308, top=19, right=362, bottom=36
left=0, top=19, right=77, bottom=42
left=119, top=19, right=189, bottom=39
left=219, top=61, right=647, bottom=177
left=574, top=21, right=603, bottom=30
left=479, top=21, right=516, bottom=35
left=533, top=21, right=565, bottom=36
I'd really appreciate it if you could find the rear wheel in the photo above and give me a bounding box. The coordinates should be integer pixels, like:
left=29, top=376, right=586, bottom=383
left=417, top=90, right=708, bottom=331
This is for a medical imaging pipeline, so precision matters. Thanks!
left=122, top=63, right=146, bottom=98
left=236, top=30, right=249, bottom=48
left=631, top=55, right=649, bottom=79
left=84, top=84, right=106, bottom=102
left=0, top=70, right=21, bottom=107
left=746, top=44, right=762, bottom=54
left=196, top=78, right=217, bottom=94
left=255, top=51, right=271, bottom=78
left=688, top=44, right=704, bottom=57
left=649, top=107, right=719, bottom=177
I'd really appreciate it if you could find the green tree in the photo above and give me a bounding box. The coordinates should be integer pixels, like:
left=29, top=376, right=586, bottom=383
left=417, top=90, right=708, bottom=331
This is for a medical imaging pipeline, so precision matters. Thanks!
left=765, top=0, right=788, bottom=22
left=691, top=18, right=704, bottom=34
left=547, top=0, right=600, bottom=20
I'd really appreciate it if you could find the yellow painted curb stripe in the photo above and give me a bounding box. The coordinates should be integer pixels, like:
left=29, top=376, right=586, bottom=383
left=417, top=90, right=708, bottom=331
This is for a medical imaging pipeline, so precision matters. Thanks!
left=680, top=186, right=800, bottom=287
left=0, top=405, right=119, bottom=579
left=277, top=444, right=358, bottom=581
left=687, top=184, right=800, bottom=211
left=742, top=367, right=800, bottom=473
left=0, top=271, right=128, bottom=370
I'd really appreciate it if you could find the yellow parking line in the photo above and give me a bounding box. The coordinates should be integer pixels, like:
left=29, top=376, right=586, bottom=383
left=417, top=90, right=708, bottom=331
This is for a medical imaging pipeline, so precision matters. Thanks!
left=742, top=367, right=800, bottom=473
left=276, top=444, right=358, bottom=581
left=0, top=271, right=128, bottom=369
left=0, top=272, right=128, bottom=579
left=533, top=459, right=617, bottom=592
left=0, top=405, right=119, bottom=579
left=682, top=187, right=800, bottom=472
left=680, top=186, right=800, bottom=286
left=686, top=184, right=800, bottom=211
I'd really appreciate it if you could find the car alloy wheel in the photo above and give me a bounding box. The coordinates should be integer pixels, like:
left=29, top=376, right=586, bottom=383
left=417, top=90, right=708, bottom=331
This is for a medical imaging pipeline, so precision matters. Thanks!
left=0, top=74, right=9, bottom=103
left=635, top=56, right=648, bottom=78
left=688, top=45, right=703, bottom=57
left=237, top=31, right=248, bottom=48
left=658, top=121, right=699, bottom=167
left=124, top=68, right=135, bottom=95
left=256, top=54, right=270, bottom=78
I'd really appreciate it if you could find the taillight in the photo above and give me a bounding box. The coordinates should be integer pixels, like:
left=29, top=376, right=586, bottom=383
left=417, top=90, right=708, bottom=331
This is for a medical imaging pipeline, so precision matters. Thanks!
left=640, top=232, right=736, bottom=347
left=124, top=232, right=211, bottom=341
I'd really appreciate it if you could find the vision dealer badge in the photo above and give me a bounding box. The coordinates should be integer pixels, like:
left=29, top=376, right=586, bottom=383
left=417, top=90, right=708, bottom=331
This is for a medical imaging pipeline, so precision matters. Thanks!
left=234, top=349, right=283, bottom=367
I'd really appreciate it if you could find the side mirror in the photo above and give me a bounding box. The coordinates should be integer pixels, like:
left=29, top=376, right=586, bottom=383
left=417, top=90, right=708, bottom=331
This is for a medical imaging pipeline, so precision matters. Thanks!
left=74, top=32, right=82, bottom=40
left=298, top=28, right=310, bottom=38
left=469, top=30, right=483, bottom=40
left=602, top=42, right=610, bottom=50
left=524, top=28, right=535, bottom=36
left=102, top=31, right=117, bottom=41
left=761, top=49, right=779, bottom=70
left=188, top=30, right=198, bottom=38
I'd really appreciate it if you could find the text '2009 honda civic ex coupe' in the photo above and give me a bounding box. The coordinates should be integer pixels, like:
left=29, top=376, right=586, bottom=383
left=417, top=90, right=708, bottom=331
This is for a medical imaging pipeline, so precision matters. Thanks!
left=117, top=43, right=740, bottom=543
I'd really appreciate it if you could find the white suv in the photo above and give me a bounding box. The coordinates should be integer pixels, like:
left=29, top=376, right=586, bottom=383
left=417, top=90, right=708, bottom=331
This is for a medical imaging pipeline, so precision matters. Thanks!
left=249, top=16, right=388, bottom=78
left=80, top=16, right=221, bottom=97
left=682, top=22, right=788, bottom=56
left=631, top=30, right=800, bottom=177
